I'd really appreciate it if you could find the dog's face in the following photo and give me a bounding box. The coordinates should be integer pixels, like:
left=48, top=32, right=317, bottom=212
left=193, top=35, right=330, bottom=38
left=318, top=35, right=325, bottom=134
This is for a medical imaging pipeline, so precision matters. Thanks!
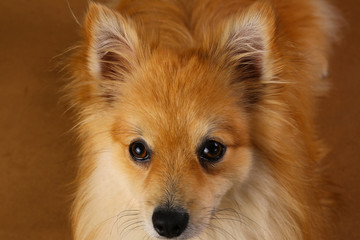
left=76, top=3, right=274, bottom=239
left=110, top=51, right=253, bottom=238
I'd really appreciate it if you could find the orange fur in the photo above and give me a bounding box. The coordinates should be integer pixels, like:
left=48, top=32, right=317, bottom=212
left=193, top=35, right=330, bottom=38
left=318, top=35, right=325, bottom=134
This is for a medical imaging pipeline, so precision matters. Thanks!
left=66, top=0, right=338, bottom=239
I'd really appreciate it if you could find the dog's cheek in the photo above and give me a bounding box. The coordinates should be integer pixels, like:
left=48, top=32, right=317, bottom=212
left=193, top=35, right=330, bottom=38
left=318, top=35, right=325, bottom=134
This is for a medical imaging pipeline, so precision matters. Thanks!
left=115, top=144, right=149, bottom=200
left=203, top=146, right=253, bottom=186
left=227, top=146, right=254, bottom=184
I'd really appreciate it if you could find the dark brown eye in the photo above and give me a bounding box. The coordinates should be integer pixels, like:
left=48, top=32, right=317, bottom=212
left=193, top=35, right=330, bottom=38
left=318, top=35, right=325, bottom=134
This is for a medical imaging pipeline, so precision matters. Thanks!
left=198, top=140, right=226, bottom=163
left=129, top=140, right=150, bottom=162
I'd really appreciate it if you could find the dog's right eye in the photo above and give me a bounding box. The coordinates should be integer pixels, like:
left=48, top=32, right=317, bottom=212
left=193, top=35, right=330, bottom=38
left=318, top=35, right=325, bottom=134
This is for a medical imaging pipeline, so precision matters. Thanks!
left=129, top=140, right=150, bottom=162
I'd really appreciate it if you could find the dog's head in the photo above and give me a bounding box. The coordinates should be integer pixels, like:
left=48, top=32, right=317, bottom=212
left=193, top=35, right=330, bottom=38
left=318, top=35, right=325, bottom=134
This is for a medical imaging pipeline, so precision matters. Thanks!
left=73, top=2, right=275, bottom=239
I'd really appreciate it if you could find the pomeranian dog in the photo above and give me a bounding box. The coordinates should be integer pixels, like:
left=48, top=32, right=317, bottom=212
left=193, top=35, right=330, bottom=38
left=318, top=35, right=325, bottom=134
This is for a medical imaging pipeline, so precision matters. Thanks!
left=66, top=0, right=338, bottom=239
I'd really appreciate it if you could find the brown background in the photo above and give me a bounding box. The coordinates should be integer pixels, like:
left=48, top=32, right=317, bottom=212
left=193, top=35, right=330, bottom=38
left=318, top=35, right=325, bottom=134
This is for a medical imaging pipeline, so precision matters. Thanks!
left=0, top=0, right=359, bottom=239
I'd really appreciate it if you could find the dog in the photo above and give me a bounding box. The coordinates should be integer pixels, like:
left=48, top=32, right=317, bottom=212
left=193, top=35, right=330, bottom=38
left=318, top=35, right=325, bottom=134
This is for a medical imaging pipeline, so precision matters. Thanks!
left=66, top=0, right=338, bottom=239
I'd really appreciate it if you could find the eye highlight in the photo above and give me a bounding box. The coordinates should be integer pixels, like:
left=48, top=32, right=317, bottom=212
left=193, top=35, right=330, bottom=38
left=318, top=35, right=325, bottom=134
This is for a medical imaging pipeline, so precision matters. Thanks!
left=198, top=139, right=226, bottom=164
left=129, top=140, right=150, bottom=162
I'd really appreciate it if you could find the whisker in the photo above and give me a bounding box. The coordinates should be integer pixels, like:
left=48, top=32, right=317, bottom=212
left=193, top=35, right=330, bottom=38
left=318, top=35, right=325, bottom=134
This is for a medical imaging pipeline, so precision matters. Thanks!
left=116, top=215, right=140, bottom=231
left=66, top=0, right=81, bottom=26
left=206, top=222, right=237, bottom=240
left=120, top=221, right=143, bottom=239
left=110, top=211, right=140, bottom=235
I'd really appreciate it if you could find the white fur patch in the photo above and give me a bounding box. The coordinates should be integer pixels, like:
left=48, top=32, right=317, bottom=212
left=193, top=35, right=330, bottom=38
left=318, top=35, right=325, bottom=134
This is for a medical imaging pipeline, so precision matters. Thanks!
left=75, top=150, right=147, bottom=240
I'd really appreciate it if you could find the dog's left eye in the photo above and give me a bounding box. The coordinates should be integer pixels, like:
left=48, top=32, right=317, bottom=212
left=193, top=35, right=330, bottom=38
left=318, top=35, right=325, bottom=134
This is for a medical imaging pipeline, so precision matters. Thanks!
left=129, top=140, right=150, bottom=162
left=198, top=140, right=226, bottom=163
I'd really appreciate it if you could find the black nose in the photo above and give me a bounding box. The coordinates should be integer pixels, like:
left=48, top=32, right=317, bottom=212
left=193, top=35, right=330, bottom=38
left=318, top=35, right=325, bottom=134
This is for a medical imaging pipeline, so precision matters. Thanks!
left=152, top=207, right=189, bottom=238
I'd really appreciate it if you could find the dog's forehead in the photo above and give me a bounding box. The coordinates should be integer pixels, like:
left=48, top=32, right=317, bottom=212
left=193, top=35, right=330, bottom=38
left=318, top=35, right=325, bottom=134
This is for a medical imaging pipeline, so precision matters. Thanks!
left=118, top=94, right=245, bottom=151
left=113, top=50, right=247, bottom=146
left=122, top=56, right=223, bottom=114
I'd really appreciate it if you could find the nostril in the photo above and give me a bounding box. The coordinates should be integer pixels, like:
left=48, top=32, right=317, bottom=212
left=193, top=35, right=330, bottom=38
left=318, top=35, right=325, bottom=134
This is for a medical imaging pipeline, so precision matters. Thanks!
left=173, top=225, right=181, bottom=235
left=154, top=224, right=164, bottom=235
left=152, top=207, right=189, bottom=238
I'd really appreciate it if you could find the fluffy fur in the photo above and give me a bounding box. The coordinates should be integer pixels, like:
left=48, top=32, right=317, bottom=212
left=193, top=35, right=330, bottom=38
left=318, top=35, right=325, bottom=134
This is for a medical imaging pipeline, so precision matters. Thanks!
left=66, top=0, right=338, bottom=239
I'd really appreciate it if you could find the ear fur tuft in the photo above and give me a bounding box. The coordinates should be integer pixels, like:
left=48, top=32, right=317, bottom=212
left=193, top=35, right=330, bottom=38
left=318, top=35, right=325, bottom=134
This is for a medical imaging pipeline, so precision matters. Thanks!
left=84, top=3, right=138, bottom=81
left=212, top=1, right=276, bottom=106
left=223, top=1, right=276, bottom=83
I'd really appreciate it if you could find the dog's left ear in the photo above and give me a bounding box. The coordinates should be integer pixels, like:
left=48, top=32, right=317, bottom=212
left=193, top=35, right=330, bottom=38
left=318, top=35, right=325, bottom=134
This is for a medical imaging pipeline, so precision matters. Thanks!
left=206, top=1, right=276, bottom=106
left=220, top=2, right=276, bottom=84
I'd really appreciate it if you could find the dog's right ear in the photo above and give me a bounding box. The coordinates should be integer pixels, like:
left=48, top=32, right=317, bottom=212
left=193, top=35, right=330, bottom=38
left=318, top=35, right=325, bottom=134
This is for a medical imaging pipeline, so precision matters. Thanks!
left=84, top=3, right=139, bottom=81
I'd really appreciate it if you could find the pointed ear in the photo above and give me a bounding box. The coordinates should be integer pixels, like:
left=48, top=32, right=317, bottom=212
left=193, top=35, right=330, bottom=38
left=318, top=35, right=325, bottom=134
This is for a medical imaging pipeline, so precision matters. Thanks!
left=84, top=3, right=138, bottom=80
left=221, top=2, right=276, bottom=83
